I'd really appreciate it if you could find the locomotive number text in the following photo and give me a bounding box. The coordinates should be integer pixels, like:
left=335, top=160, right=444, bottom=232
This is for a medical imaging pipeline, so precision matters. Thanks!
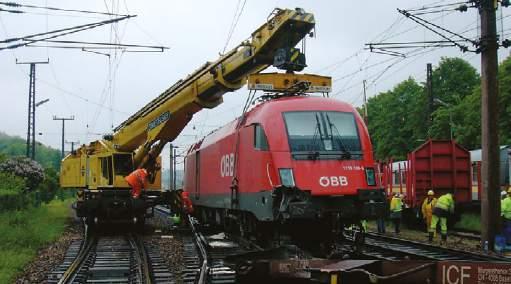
left=220, top=153, right=235, bottom=177
left=319, top=176, right=348, bottom=187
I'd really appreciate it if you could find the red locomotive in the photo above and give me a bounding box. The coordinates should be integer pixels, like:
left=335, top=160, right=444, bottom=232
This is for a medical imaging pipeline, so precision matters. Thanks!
left=183, top=90, right=385, bottom=243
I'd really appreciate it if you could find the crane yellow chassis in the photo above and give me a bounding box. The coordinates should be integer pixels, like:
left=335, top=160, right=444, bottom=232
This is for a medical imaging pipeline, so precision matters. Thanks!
left=60, top=8, right=317, bottom=223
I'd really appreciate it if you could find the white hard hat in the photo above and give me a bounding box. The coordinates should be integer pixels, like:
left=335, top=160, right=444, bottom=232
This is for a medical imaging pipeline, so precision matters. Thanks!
left=502, top=190, right=508, bottom=197
left=427, top=190, right=434, bottom=196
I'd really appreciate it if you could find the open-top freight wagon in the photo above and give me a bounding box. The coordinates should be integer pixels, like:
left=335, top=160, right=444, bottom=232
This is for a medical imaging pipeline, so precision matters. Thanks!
left=379, top=140, right=473, bottom=224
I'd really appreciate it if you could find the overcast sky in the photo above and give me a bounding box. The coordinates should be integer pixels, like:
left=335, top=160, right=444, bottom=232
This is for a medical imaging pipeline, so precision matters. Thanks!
left=1, top=1, right=510, bottom=171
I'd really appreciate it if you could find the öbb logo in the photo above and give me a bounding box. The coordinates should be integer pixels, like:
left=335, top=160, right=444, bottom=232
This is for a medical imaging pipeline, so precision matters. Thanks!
left=319, top=176, right=348, bottom=187
left=220, top=153, right=235, bottom=177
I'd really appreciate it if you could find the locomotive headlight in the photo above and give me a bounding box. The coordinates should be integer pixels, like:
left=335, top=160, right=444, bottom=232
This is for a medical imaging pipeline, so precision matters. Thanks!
left=365, top=167, right=376, bottom=186
left=279, top=168, right=295, bottom=187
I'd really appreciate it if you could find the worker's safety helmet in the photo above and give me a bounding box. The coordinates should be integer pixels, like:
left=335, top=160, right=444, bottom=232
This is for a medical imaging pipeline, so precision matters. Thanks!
left=502, top=190, right=508, bottom=197
left=427, top=190, right=434, bottom=196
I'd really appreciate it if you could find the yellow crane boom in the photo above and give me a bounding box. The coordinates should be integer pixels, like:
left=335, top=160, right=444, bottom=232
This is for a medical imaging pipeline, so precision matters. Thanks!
left=59, top=8, right=316, bottom=223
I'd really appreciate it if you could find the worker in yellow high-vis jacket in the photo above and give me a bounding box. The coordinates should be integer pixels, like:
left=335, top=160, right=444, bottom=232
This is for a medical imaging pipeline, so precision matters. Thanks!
left=390, top=193, right=403, bottom=234
left=421, top=190, right=437, bottom=234
left=429, top=191, right=455, bottom=244
left=501, top=187, right=511, bottom=244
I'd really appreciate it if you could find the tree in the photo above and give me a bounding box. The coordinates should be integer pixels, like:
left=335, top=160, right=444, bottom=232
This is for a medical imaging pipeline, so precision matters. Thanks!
left=367, top=77, right=426, bottom=160
left=454, top=86, right=481, bottom=149
left=446, top=54, right=511, bottom=149
left=498, top=55, right=511, bottom=145
left=0, top=132, right=61, bottom=170
left=429, top=57, right=480, bottom=141
left=432, top=57, right=480, bottom=104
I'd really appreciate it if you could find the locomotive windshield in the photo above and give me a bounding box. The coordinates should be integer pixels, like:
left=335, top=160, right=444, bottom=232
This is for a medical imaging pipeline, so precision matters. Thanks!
left=283, top=111, right=362, bottom=160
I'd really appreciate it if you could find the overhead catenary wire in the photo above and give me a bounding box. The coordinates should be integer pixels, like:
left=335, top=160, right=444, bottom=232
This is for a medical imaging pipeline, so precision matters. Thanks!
left=397, top=8, right=476, bottom=50
left=316, top=8, right=460, bottom=80
left=25, top=39, right=168, bottom=51
left=0, top=15, right=135, bottom=50
left=222, top=0, right=247, bottom=54
left=0, top=1, right=128, bottom=17
left=331, top=1, right=492, bottom=103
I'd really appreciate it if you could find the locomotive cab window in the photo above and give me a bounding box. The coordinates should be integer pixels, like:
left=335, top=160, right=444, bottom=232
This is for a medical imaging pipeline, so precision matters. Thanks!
left=283, top=111, right=362, bottom=160
left=254, top=124, right=269, bottom=151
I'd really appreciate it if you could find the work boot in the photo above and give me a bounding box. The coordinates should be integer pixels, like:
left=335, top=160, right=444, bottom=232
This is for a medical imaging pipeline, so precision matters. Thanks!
left=428, top=232, right=434, bottom=243
left=441, top=234, right=447, bottom=245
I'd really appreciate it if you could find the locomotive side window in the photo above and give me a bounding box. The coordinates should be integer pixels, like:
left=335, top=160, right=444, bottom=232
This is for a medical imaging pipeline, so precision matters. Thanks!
left=283, top=111, right=361, bottom=159
left=254, top=124, right=269, bottom=151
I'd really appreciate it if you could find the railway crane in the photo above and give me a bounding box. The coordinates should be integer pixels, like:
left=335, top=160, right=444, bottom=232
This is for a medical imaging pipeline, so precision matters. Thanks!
left=59, top=8, right=320, bottom=226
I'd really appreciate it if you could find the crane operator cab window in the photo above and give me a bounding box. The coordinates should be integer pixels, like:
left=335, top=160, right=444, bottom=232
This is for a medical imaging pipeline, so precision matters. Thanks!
left=254, top=124, right=269, bottom=151
left=113, top=154, right=134, bottom=176
left=100, top=157, right=113, bottom=185
left=283, top=111, right=362, bottom=160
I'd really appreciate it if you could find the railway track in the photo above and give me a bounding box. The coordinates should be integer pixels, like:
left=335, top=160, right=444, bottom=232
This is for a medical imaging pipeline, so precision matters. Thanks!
left=48, top=224, right=173, bottom=283
left=52, top=206, right=508, bottom=284
left=451, top=229, right=481, bottom=241
left=155, top=206, right=263, bottom=284
left=363, top=232, right=509, bottom=262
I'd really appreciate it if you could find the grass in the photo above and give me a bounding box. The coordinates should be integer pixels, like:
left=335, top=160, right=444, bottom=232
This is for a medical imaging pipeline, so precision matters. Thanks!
left=454, top=213, right=481, bottom=232
left=0, top=198, right=73, bottom=283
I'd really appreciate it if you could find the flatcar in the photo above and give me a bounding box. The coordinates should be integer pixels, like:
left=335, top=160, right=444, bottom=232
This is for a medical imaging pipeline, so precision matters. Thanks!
left=183, top=94, right=385, bottom=244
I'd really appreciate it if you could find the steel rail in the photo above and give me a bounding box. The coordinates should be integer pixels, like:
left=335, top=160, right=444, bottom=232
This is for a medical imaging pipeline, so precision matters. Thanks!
left=188, top=215, right=209, bottom=284
left=57, top=224, right=95, bottom=284
left=364, top=232, right=510, bottom=262
left=130, top=234, right=153, bottom=284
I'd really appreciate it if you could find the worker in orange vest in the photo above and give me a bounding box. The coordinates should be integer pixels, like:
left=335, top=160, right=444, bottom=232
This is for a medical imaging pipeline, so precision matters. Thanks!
left=422, top=190, right=437, bottom=237
left=181, top=191, right=194, bottom=214
left=125, top=168, right=149, bottom=199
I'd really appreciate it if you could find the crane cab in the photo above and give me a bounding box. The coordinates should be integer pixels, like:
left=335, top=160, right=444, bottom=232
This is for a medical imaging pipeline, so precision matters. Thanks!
left=60, top=142, right=162, bottom=224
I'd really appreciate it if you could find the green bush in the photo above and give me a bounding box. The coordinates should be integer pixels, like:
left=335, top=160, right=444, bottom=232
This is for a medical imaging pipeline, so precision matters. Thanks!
left=454, top=213, right=481, bottom=232
left=0, top=157, right=44, bottom=191
left=36, top=167, right=59, bottom=203
left=0, top=173, right=28, bottom=211
left=0, top=172, right=24, bottom=196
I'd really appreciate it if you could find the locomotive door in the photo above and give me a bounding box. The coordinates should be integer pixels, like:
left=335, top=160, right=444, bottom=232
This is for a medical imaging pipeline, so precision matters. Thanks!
left=195, top=151, right=200, bottom=199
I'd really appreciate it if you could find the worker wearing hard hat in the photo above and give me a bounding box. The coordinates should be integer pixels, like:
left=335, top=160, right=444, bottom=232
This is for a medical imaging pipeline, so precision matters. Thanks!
left=422, top=190, right=437, bottom=237
left=390, top=193, right=403, bottom=234
left=429, top=191, right=455, bottom=244
left=501, top=187, right=511, bottom=244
